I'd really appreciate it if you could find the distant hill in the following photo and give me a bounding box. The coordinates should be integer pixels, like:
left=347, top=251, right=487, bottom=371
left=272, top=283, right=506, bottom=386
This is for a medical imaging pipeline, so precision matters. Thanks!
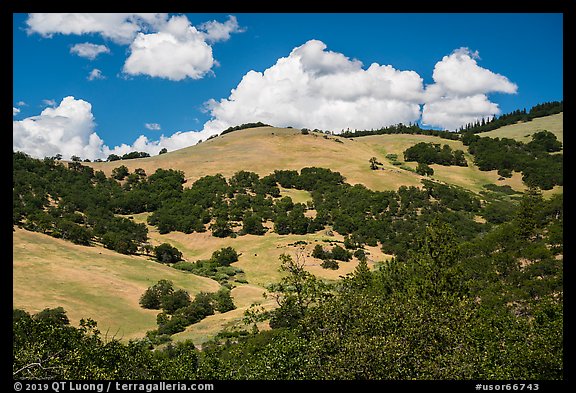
left=86, top=120, right=562, bottom=196
left=477, top=112, right=563, bottom=144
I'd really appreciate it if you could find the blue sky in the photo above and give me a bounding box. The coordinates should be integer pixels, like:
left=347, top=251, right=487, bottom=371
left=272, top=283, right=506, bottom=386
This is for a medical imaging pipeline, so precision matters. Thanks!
left=13, top=13, right=563, bottom=160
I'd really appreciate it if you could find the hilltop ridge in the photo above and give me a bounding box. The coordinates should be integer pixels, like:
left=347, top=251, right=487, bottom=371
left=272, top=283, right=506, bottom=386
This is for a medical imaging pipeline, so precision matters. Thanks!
left=85, top=118, right=563, bottom=195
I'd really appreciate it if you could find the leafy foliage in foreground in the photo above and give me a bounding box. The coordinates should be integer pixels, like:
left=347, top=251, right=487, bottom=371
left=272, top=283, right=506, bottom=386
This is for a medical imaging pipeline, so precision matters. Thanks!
left=203, top=212, right=562, bottom=379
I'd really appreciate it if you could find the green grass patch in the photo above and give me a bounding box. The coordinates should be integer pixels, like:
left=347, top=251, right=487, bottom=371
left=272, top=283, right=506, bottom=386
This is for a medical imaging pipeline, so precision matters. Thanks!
left=278, top=187, right=313, bottom=204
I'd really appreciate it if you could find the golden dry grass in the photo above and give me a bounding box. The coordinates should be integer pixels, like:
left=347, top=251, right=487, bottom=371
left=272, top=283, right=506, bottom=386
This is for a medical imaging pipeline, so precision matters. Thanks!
left=84, top=121, right=562, bottom=196
left=479, top=113, right=563, bottom=143
left=13, top=228, right=220, bottom=339
left=113, top=214, right=391, bottom=344
left=84, top=127, right=425, bottom=192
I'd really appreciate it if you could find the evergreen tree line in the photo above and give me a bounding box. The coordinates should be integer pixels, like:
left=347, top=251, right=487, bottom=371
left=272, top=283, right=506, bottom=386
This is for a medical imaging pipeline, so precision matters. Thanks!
left=340, top=122, right=460, bottom=140
left=458, top=101, right=563, bottom=134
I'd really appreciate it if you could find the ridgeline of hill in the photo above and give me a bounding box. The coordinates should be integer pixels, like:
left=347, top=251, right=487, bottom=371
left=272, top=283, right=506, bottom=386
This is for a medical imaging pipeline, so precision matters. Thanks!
left=84, top=119, right=561, bottom=196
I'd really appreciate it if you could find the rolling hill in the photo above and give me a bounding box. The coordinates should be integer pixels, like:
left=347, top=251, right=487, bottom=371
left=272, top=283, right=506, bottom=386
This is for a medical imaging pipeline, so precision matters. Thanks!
left=478, top=112, right=563, bottom=143
left=13, top=113, right=563, bottom=344
left=85, top=123, right=561, bottom=195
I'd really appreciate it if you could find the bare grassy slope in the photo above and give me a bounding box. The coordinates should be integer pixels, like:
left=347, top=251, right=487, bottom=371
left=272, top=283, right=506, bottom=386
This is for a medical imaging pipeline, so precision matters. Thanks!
left=87, top=127, right=423, bottom=191
left=86, top=124, right=550, bottom=194
left=479, top=113, right=563, bottom=143
left=13, top=228, right=221, bottom=339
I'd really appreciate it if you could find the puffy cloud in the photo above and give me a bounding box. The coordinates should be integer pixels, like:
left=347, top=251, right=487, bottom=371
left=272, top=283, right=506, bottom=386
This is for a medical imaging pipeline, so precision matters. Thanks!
left=199, top=15, right=244, bottom=43
left=421, top=95, right=499, bottom=131
left=201, top=43, right=517, bottom=133
left=122, top=15, right=215, bottom=81
left=13, top=107, right=20, bottom=116
left=13, top=44, right=518, bottom=160
left=26, top=13, right=245, bottom=81
left=291, top=39, right=362, bottom=76
left=202, top=39, right=424, bottom=133
left=421, top=47, right=517, bottom=130
left=431, top=47, right=517, bottom=96
left=26, top=13, right=168, bottom=44
left=87, top=68, right=105, bottom=81
left=12, top=96, right=209, bottom=160
left=70, top=42, right=110, bottom=60
left=13, top=96, right=105, bottom=160
left=100, top=129, right=217, bottom=158
left=145, top=123, right=161, bottom=130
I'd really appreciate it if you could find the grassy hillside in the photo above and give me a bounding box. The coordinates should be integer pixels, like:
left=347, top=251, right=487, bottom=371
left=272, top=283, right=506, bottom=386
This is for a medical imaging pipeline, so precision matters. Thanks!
left=479, top=112, right=563, bottom=143
left=85, top=124, right=556, bottom=195
left=14, top=113, right=563, bottom=343
left=13, top=228, right=221, bottom=339
left=13, top=212, right=388, bottom=343
left=87, top=126, right=424, bottom=191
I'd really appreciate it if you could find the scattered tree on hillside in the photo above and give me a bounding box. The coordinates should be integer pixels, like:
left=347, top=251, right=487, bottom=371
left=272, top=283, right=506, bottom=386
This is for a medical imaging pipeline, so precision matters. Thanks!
left=267, top=253, right=331, bottom=329
left=139, top=280, right=174, bottom=310
left=404, top=142, right=467, bottom=167
left=111, top=165, right=130, bottom=180
left=154, top=243, right=183, bottom=264
left=242, top=214, right=267, bottom=235
left=416, top=162, right=434, bottom=176
left=211, top=247, right=239, bottom=266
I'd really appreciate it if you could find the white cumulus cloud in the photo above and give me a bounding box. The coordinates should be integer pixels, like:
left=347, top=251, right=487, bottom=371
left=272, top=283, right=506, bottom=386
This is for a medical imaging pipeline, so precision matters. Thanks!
left=26, top=13, right=168, bottom=44
left=26, top=13, right=244, bottom=81
left=13, top=44, right=518, bottom=161
left=12, top=96, right=211, bottom=160
left=122, top=15, right=214, bottom=81
left=430, top=47, right=518, bottom=97
left=201, top=39, right=424, bottom=134
left=421, top=94, right=500, bottom=131
left=421, top=47, right=517, bottom=129
left=70, top=42, right=110, bottom=60
left=13, top=96, right=105, bottom=160
left=13, top=107, right=20, bottom=116
left=199, top=15, right=245, bottom=43
left=87, top=68, right=105, bottom=81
